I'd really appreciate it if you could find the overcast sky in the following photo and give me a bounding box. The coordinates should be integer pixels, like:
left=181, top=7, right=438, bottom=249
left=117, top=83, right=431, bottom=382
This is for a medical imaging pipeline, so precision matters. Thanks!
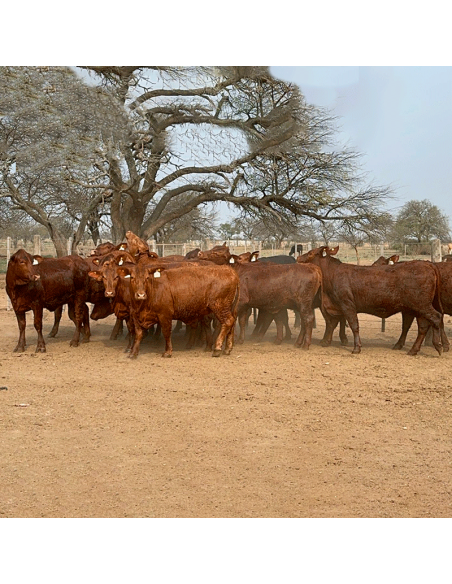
left=270, top=66, right=452, bottom=224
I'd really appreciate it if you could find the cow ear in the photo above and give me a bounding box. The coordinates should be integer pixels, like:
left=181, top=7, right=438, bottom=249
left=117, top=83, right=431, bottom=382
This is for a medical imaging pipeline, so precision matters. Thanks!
left=117, top=267, right=131, bottom=278
left=88, top=270, right=102, bottom=281
left=32, top=255, right=43, bottom=265
left=391, top=255, right=399, bottom=263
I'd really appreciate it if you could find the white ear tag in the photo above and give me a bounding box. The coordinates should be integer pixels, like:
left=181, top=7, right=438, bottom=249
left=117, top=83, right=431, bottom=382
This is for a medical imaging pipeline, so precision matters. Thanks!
left=322, top=250, right=327, bottom=257
left=389, top=260, right=394, bottom=265
left=251, top=256, right=256, bottom=262
left=154, top=271, right=161, bottom=278
left=229, top=257, right=235, bottom=263
left=124, top=274, right=131, bottom=279
left=33, top=259, right=39, bottom=265
left=118, top=258, right=124, bottom=265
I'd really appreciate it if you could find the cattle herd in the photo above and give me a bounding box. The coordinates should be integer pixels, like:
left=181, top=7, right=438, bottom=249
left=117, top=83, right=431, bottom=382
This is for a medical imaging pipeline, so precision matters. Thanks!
left=5, top=231, right=452, bottom=359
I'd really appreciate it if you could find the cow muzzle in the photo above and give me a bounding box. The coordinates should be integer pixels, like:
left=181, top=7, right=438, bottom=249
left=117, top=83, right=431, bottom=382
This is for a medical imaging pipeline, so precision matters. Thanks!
left=135, top=292, right=147, bottom=301
left=105, top=291, right=115, bottom=298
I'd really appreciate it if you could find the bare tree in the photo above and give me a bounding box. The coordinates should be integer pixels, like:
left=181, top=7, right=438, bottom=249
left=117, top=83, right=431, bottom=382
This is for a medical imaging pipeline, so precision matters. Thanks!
left=0, top=66, right=128, bottom=255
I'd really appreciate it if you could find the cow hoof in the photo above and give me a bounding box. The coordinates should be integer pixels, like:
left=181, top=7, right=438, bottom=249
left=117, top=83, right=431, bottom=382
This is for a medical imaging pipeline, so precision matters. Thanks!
left=320, top=340, right=332, bottom=347
left=47, top=332, right=57, bottom=338
left=128, top=353, right=138, bottom=359
left=443, top=345, right=450, bottom=353
left=351, top=348, right=361, bottom=354
left=69, top=341, right=79, bottom=347
left=212, top=349, right=222, bottom=357
left=35, top=346, right=46, bottom=353
left=274, top=339, right=282, bottom=345
left=340, top=338, right=349, bottom=346
left=13, top=346, right=26, bottom=353
left=392, top=343, right=404, bottom=350
left=162, top=353, right=172, bottom=358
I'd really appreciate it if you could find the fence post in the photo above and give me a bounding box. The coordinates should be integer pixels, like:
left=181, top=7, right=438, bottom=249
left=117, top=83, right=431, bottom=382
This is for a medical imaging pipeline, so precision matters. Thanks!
left=431, top=239, right=442, bottom=263
left=33, top=235, right=42, bottom=256
left=67, top=237, right=73, bottom=256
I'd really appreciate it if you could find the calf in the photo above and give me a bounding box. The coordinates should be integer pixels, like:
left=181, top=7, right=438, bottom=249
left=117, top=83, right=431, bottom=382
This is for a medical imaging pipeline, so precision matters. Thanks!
left=6, top=250, right=90, bottom=352
left=297, top=246, right=443, bottom=355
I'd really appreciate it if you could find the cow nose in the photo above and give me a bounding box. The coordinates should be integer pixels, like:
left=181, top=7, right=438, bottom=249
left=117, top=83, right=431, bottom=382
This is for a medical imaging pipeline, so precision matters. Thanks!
left=105, top=291, right=114, bottom=297
left=136, top=292, right=146, bottom=300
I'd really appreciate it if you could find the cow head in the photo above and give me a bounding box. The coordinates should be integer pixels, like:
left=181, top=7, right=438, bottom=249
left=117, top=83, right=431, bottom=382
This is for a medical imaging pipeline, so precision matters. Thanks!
left=297, top=246, right=339, bottom=264
left=198, top=244, right=231, bottom=265
left=7, top=249, right=41, bottom=286
left=125, top=230, right=150, bottom=257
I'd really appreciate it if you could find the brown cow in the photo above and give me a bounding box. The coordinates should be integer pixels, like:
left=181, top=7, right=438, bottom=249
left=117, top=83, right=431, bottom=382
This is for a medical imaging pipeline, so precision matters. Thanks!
left=114, top=263, right=239, bottom=358
left=6, top=250, right=90, bottom=353
left=297, top=246, right=443, bottom=355
left=197, top=243, right=232, bottom=265
left=392, top=260, right=452, bottom=352
left=228, top=255, right=322, bottom=349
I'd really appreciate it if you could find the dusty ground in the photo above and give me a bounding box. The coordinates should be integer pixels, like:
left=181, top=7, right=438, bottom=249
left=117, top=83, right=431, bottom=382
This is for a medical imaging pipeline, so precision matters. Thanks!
left=1, top=276, right=452, bottom=518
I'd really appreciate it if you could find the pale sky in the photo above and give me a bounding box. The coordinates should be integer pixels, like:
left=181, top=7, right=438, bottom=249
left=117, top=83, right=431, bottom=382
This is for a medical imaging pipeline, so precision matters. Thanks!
left=271, top=66, right=452, bottom=224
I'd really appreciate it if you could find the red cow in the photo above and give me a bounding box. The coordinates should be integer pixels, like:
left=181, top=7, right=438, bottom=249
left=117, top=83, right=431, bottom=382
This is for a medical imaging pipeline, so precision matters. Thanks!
left=6, top=250, right=90, bottom=353
left=100, top=262, right=239, bottom=358
left=297, top=246, right=443, bottom=355
left=228, top=255, right=322, bottom=349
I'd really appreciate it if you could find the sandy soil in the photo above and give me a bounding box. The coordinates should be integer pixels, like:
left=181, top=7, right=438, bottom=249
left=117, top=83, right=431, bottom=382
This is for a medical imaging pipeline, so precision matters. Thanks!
left=1, top=276, right=452, bottom=518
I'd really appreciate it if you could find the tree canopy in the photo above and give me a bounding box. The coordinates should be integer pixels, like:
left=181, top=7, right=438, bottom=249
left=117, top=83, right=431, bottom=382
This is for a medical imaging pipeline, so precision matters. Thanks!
left=391, top=199, right=450, bottom=245
left=0, top=65, right=393, bottom=254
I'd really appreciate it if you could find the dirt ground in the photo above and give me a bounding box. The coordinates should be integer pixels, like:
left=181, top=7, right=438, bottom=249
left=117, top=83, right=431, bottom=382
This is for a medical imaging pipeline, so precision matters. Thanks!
left=1, top=276, right=452, bottom=518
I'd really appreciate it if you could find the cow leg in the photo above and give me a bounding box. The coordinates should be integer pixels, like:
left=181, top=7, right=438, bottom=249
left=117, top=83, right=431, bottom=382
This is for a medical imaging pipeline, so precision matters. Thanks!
left=295, top=309, right=314, bottom=349
left=274, top=312, right=285, bottom=345
left=33, top=305, right=46, bottom=353
left=408, top=313, right=442, bottom=356
left=110, top=318, right=124, bottom=340
left=161, top=321, right=174, bottom=358
left=440, top=317, right=450, bottom=352
left=341, top=309, right=361, bottom=353
left=14, top=311, right=27, bottom=352
left=320, top=310, right=340, bottom=347
left=339, top=317, right=348, bottom=346
left=213, top=312, right=236, bottom=357
left=124, top=318, right=135, bottom=353
left=48, top=305, right=63, bottom=338
left=393, top=312, right=415, bottom=350
left=223, top=318, right=235, bottom=356
left=74, top=303, right=91, bottom=343
left=294, top=309, right=301, bottom=329
left=129, top=322, right=145, bottom=359
left=69, top=296, right=88, bottom=347
left=237, top=311, right=248, bottom=344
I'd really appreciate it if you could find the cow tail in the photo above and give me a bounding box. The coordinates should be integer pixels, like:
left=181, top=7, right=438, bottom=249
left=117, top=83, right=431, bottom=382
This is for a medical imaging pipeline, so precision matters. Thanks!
left=232, top=281, right=240, bottom=319
left=313, top=268, right=323, bottom=313
left=431, top=262, right=444, bottom=314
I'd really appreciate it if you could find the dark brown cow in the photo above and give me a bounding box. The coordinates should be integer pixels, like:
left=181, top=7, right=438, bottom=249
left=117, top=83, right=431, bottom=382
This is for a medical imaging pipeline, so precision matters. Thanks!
left=297, top=246, right=443, bottom=355
left=228, top=255, right=322, bottom=349
left=102, top=262, right=239, bottom=358
left=6, top=250, right=90, bottom=353
left=185, top=248, right=201, bottom=259
left=392, top=260, right=452, bottom=352
left=443, top=255, right=452, bottom=262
